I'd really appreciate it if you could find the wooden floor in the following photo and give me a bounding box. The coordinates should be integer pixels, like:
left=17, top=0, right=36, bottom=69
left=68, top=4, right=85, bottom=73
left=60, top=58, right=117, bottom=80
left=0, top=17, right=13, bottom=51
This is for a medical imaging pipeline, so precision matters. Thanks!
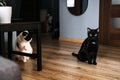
left=18, top=35, right=120, bottom=80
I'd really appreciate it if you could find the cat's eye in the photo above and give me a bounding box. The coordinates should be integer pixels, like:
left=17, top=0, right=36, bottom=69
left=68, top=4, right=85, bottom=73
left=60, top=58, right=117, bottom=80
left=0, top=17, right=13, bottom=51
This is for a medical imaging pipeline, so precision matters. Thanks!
left=94, top=34, right=97, bottom=36
left=89, top=34, right=92, bottom=37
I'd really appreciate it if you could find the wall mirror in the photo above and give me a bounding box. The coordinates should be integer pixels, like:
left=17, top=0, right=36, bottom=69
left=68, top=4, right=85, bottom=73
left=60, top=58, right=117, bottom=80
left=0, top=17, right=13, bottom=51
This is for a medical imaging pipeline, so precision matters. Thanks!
left=67, top=0, right=88, bottom=16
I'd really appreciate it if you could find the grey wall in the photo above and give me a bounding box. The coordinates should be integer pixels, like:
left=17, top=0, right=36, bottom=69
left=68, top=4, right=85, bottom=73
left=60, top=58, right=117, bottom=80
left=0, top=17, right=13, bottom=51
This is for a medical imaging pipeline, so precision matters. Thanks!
left=60, top=0, right=100, bottom=40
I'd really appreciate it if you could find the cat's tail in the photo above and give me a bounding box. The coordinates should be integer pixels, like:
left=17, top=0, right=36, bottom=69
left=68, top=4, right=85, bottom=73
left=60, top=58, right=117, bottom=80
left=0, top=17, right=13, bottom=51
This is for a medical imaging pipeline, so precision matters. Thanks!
left=72, top=52, right=78, bottom=57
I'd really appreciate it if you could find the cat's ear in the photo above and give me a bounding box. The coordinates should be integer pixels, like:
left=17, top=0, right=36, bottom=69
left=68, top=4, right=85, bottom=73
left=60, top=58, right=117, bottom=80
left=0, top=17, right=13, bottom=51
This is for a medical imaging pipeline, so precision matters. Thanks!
left=96, top=28, right=99, bottom=32
left=87, top=27, right=91, bottom=32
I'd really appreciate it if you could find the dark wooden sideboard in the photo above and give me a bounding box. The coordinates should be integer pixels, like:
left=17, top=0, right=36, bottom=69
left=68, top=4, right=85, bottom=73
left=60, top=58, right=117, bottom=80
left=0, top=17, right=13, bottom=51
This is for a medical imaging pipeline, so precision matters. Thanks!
left=0, top=22, right=42, bottom=71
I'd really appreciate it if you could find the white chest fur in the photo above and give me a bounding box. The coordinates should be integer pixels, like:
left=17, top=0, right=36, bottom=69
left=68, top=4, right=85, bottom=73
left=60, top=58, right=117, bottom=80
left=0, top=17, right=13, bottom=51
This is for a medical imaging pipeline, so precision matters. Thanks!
left=92, top=42, right=96, bottom=45
left=16, top=42, right=33, bottom=53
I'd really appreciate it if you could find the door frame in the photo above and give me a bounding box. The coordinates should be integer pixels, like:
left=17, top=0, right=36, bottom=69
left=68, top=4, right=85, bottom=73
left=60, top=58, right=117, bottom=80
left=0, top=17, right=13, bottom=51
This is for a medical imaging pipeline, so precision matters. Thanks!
left=99, top=0, right=111, bottom=45
left=99, top=0, right=120, bottom=47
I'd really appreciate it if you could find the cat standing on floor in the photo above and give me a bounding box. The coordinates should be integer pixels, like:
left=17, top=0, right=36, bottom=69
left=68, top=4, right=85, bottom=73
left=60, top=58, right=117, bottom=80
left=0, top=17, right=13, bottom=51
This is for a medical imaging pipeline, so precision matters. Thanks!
left=72, top=27, right=99, bottom=65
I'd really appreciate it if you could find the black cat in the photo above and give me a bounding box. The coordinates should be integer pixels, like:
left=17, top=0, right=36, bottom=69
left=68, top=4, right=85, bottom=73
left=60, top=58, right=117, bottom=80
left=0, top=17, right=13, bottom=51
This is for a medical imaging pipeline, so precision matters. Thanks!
left=72, top=27, right=99, bottom=65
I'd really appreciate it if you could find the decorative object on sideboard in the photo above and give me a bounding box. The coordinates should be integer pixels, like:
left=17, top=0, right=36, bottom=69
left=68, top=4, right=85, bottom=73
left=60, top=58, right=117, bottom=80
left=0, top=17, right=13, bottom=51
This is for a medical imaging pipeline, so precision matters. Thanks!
left=0, top=0, right=12, bottom=24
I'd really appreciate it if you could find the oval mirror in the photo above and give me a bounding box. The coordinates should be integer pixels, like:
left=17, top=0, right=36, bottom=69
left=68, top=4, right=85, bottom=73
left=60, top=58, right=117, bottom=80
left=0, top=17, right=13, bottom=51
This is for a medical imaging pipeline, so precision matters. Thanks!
left=67, top=0, right=88, bottom=16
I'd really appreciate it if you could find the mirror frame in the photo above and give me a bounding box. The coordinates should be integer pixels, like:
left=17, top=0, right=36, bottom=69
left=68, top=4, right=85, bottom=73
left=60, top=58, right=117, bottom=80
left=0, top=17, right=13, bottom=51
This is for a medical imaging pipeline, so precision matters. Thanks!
left=67, top=0, right=88, bottom=16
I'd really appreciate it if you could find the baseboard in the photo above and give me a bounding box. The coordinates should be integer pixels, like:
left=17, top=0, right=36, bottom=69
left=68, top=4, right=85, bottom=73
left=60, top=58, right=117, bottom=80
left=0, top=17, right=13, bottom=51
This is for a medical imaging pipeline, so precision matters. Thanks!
left=59, top=37, right=84, bottom=43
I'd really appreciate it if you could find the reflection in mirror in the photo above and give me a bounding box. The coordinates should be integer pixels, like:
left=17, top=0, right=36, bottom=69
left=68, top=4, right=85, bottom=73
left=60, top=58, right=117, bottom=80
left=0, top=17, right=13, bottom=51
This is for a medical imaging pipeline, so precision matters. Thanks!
left=112, top=0, right=120, bottom=5
left=111, top=18, right=120, bottom=28
left=111, top=0, right=120, bottom=28
left=67, top=0, right=75, bottom=7
left=67, top=0, right=88, bottom=16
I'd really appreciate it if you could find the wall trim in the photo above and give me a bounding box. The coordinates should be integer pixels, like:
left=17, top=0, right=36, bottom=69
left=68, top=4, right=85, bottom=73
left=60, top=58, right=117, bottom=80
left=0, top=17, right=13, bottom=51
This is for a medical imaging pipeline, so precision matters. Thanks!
left=59, top=37, right=84, bottom=43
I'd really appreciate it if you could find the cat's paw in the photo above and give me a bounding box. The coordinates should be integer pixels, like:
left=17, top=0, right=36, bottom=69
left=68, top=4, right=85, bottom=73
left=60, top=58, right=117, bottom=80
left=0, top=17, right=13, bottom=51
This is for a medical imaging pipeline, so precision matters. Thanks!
left=93, top=62, right=97, bottom=65
left=23, top=58, right=27, bottom=62
left=26, top=57, right=30, bottom=60
left=88, top=61, right=92, bottom=64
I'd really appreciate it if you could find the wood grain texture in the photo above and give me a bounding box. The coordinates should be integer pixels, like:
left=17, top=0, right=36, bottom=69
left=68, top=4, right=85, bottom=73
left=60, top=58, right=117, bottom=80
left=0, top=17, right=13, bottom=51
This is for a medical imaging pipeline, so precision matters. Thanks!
left=59, top=37, right=84, bottom=43
left=18, top=35, right=120, bottom=80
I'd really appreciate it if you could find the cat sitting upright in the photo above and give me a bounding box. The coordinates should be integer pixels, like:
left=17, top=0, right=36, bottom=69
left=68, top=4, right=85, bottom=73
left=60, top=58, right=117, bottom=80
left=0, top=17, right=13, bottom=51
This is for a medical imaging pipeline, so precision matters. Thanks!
left=15, top=30, right=33, bottom=62
left=72, top=27, right=99, bottom=65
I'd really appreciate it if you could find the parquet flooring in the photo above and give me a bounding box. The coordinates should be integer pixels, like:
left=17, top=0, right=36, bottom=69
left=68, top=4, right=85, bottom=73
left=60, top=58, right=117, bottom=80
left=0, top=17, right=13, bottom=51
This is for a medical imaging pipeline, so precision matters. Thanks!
left=19, top=35, right=120, bottom=80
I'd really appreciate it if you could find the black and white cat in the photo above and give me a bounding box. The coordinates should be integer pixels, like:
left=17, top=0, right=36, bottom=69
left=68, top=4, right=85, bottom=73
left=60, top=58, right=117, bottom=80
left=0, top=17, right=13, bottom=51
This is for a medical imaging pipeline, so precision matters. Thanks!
left=72, top=27, right=99, bottom=65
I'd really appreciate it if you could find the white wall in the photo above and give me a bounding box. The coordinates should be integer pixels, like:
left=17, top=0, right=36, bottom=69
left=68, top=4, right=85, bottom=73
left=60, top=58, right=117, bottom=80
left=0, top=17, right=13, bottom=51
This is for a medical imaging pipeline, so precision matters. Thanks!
left=60, top=0, right=100, bottom=40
